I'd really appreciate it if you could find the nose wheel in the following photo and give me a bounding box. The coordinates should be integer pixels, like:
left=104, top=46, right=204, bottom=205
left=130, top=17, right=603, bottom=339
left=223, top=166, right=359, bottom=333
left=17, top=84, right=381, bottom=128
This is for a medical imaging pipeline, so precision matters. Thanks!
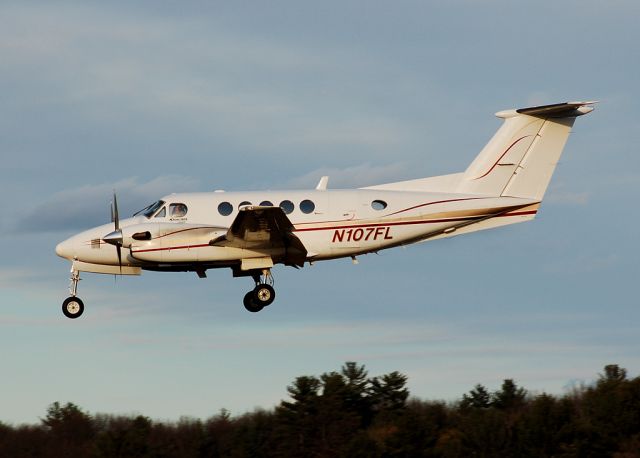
left=243, top=269, right=276, bottom=312
left=62, top=296, right=84, bottom=319
left=62, top=267, right=84, bottom=319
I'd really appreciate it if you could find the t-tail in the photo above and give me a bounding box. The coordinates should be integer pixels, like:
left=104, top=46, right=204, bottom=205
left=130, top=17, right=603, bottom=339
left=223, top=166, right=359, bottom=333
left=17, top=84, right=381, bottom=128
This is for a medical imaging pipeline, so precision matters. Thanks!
left=363, top=100, right=596, bottom=240
left=457, top=101, right=596, bottom=199
left=365, top=101, right=596, bottom=199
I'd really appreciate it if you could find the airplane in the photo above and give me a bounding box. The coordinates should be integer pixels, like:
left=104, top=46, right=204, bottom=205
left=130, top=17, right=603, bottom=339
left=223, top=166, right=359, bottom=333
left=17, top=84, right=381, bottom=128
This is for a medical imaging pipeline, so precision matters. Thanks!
left=55, top=100, right=595, bottom=318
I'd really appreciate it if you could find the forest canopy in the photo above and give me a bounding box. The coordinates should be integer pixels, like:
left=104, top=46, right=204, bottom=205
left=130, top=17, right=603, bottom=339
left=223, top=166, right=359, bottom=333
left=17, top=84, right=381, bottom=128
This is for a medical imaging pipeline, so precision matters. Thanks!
left=1, top=363, right=639, bottom=457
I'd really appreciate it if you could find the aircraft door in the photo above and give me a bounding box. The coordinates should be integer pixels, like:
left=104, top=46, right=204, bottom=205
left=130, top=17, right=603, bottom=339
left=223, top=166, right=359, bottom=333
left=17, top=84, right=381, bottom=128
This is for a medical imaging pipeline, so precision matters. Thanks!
left=328, top=191, right=361, bottom=251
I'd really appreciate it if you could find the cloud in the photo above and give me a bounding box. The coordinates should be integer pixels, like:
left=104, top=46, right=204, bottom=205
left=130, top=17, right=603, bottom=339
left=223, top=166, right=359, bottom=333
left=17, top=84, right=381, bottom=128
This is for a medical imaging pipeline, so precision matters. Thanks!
left=14, top=175, right=200, bottom=233
left=545, top=191, right=590, bottom=206
left=0, top=2, right=415, bottom=164
left=597, top=172, right=640, bottom=190
left=283, top=162, right=412, bottom=189
left=278, top=118, right=410, bottom=149
left=0, top=268, right=38, bottom=288
left=109, top=319, right=452, bottom=353
left=544, top=253, right=620, bottom=275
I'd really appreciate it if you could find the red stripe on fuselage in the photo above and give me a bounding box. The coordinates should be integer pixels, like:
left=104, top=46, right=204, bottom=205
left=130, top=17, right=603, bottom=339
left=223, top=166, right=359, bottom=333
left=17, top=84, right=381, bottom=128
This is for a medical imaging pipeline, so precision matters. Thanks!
left=132, top=243, right=211, bottom=254
left=384, top=197, right=486, bottom=217
left=131, top=211, right=537, bottom=253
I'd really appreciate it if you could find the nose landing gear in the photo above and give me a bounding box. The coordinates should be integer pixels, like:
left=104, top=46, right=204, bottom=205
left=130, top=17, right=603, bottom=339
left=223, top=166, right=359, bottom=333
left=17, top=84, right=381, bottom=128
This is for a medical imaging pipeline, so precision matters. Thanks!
left=243, top=269, right=276, bottom=313
left=62, top=268, right=84, bottom=319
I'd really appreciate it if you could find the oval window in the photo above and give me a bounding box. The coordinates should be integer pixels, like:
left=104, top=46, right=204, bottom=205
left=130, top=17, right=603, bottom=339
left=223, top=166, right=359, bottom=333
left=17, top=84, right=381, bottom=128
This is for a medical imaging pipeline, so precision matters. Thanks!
left=279, top=200, right=294, bottom=214
left=300, top=199, right=315, bottom=214
left=260, top=200, right=273, bottom=207
left=238, top=201, right=252, bottom=208
left=371, top=200, right=387, bottom=211
left=218, top=202, right=233, bottom=216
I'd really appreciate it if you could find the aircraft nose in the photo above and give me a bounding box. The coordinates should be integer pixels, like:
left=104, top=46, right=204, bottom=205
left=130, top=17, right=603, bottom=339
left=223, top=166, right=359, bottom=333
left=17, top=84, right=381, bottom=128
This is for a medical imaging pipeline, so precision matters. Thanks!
left=55, top=238, right=74, bottom=260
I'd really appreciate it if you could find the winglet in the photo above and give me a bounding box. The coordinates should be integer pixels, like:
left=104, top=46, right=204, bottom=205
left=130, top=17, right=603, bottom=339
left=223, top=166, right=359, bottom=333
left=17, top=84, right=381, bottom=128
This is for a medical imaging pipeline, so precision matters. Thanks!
left=316, top=176, right=329, bottom=191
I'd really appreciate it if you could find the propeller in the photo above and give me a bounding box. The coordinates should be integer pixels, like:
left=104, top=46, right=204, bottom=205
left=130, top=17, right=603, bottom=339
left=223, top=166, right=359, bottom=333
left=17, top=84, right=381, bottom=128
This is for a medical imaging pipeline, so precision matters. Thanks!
left=103, top=192, right=123, bottom=272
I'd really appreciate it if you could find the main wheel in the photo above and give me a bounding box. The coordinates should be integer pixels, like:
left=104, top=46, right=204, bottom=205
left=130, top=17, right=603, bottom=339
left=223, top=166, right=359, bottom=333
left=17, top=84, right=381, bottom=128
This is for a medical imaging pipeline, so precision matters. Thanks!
left=62, top=296, right=84, bottom=319
left=243, top=291, right=263, bottom=313
left=253, top=284, right=275, bottom=307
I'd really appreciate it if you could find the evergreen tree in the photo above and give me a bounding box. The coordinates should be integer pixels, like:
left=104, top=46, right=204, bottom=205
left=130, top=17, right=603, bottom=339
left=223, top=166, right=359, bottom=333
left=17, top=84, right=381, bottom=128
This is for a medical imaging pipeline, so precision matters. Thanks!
left=341, top=362, right=372, bottom=425
left=276, top=376, right=321, bottom=456
left=492, top=379, right=527, bottom=410
left=369, top=371, right=409, bottom=414
left=460, top=384, right=491, bottom=410
left=94, top=414, right=152, bottom=458
left=41, top=401, right=95, bottom=457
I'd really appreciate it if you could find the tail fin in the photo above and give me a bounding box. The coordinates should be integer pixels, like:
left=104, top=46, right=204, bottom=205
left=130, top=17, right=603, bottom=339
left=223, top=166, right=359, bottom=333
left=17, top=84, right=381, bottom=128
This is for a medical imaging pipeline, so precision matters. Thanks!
left=457, top=101, right=596, bottom=200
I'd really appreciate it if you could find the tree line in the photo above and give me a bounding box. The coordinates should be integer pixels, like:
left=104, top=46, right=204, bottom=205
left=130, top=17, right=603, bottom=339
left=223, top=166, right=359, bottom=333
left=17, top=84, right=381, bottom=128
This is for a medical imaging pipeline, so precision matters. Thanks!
left=1, top=363, right=639, bottom=457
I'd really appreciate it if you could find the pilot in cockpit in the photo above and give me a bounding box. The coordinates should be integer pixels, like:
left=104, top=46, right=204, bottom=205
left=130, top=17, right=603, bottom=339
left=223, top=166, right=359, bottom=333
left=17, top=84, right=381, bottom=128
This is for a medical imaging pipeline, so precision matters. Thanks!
left=170, top=203, right=188, bottom=218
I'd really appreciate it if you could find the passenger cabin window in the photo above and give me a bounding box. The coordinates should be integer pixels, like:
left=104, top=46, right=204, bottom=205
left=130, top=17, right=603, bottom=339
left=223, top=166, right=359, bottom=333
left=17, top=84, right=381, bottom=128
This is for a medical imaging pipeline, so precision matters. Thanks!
left=170, top=203, right=188, bottom=218
left=371, top=200, right=387, bottom=210
left=279, top=200, right=294, bottom=214
left=260, top=200, right=273, bottom=207
left=300, top=199, right=315, bottom=214
left=239, top=201, right=252, bottom=208
left=218, top=201, right=233, bottom=216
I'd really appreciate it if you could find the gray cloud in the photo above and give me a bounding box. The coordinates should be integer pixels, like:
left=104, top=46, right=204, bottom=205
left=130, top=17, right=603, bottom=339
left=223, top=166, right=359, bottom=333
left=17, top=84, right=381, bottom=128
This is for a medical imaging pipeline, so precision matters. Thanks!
left=283, top=162, right=412, bottom=189
left=545, top=192, right=590, bottom=206
left=14, top=175, right=200, bottom=233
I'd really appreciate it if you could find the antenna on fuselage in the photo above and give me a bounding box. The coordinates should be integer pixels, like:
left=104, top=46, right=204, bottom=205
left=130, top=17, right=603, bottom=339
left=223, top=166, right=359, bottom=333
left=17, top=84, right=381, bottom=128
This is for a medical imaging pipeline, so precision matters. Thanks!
left=316, top=176, right=329, bottom=190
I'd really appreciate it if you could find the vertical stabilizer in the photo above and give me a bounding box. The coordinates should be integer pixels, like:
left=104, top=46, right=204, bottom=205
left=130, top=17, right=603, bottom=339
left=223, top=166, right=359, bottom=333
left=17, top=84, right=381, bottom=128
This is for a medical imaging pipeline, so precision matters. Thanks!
left=457, top=101, right=595, bottom=200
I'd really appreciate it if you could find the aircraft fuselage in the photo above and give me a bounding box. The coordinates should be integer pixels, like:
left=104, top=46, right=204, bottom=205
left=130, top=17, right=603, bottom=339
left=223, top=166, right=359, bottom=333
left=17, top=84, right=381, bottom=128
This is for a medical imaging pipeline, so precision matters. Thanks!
left=56, top=189, right=538, bottom=270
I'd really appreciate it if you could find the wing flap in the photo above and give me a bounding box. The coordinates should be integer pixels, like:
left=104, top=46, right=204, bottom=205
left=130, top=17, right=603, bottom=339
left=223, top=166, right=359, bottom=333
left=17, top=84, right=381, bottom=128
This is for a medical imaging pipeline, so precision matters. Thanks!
left=210, top=206, right=307, bottom=267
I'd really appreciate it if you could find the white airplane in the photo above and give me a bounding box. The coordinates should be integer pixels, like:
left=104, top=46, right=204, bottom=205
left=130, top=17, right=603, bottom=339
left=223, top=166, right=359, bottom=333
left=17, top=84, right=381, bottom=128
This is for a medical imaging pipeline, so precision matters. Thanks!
left=56, top=101, right=595, bottom=318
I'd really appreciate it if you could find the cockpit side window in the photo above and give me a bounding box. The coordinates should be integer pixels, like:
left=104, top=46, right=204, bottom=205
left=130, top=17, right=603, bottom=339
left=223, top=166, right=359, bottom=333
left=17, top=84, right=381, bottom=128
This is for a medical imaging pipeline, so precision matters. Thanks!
left=155, top=207, right=166, bottom=218
left=170, top=203, right=188, bottom=218
left=134, top=200, right=166, bottom=218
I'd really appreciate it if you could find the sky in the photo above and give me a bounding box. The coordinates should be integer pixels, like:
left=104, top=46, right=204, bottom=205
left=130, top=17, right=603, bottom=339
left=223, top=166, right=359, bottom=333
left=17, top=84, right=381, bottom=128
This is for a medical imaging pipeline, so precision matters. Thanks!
left=1, top=0, right=639, bottom=424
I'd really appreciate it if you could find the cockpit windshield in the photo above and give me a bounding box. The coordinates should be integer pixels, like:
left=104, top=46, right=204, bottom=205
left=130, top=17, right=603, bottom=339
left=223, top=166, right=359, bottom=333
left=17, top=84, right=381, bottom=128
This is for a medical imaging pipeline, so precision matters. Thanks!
left=133, top=200, right=166, bottom=218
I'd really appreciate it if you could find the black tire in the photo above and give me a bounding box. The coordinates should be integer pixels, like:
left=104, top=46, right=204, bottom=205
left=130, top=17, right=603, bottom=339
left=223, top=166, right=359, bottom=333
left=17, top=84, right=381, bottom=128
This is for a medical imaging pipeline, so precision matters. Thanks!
left=253, top=284, right=275, bottom=307
left=243, top=291, right=263, bottom=313
left=62, top=296, right=84, bottom=319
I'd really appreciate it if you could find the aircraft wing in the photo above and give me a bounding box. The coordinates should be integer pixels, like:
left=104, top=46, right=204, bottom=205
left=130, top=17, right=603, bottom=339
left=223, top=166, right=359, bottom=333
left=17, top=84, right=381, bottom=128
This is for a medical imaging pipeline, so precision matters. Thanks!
left=209, top=206, right=307, bottom=267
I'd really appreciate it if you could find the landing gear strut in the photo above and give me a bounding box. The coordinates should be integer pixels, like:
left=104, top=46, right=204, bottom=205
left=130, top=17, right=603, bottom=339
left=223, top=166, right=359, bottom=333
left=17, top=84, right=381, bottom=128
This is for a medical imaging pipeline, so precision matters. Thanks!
left=243, top=269, right=276, bottom=313
left=62, top=268, right=84, bottom=319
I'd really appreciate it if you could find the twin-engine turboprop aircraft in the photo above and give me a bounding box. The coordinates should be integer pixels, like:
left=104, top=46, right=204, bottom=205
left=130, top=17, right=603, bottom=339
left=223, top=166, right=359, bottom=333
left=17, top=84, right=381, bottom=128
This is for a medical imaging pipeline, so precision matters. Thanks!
left=56, top=101, right=595, bottom=318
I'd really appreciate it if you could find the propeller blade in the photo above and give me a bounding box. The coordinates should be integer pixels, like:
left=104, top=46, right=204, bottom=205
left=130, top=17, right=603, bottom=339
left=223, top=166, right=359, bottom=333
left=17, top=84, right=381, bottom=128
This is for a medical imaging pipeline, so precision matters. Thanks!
left=116, top=245, right=122, bottom=273
left=108, top=192, right=123, bottom=273
left=112, top=192, right=120, bottom=231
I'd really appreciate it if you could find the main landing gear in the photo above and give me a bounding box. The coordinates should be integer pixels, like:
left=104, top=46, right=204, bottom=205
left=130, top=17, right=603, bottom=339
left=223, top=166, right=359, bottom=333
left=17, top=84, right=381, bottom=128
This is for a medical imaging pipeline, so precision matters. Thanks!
left=243, top=269, right=276, bottom=313
left=62, top=268, right=84, bottom=319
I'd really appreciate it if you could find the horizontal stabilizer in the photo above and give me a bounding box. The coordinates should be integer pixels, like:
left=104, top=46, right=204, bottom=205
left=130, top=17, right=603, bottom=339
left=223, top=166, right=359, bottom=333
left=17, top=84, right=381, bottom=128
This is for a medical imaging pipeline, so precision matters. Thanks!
left=495, top=101, right=596, bottom=119
left=515, top=101, right=597, bottom=118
